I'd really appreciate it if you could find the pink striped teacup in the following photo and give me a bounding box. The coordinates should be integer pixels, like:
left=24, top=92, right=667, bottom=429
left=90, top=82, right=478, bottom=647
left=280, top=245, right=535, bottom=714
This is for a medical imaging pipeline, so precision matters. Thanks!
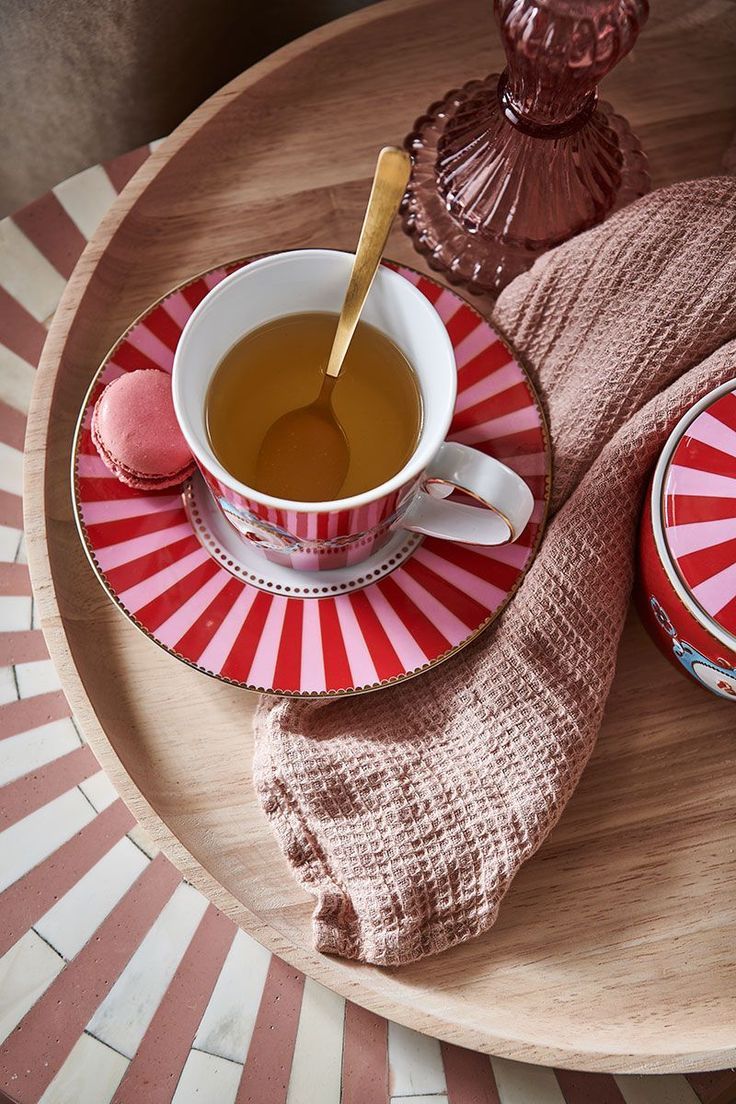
left=172, top=250, right=533, bottom=571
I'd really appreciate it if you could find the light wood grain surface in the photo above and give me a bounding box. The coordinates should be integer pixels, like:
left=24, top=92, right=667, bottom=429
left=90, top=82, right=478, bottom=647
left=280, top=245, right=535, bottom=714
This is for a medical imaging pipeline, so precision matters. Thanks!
left=24, top=0, right=736, bottom=1074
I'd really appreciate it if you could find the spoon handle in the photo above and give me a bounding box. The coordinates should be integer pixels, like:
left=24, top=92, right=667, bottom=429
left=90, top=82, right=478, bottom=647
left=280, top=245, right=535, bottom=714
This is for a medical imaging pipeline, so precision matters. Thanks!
left=325, top=146, right=411, bottom=378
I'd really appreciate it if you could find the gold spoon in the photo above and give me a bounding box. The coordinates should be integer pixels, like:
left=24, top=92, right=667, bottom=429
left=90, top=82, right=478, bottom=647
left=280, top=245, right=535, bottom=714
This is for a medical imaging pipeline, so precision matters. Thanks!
left=254, top=145, right=412, bottom=502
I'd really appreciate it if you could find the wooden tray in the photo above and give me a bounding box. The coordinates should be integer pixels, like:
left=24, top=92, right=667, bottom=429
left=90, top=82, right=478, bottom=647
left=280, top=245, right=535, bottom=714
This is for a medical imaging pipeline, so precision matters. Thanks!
left=24, top=0, right=736, bottom=1074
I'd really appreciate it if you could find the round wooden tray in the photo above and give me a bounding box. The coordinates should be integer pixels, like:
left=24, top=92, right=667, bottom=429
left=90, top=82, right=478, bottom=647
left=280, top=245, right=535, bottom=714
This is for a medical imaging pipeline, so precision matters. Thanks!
left=24, top=0, right=736, bottom=1075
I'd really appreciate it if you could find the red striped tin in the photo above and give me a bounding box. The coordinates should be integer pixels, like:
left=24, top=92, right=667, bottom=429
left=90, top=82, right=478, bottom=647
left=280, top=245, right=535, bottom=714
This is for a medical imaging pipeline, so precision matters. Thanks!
left=639, top=379, right=736, bottom=699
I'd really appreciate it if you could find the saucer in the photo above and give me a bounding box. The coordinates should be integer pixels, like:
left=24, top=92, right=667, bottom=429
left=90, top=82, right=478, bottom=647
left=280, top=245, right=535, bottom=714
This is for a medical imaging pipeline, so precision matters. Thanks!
left=72, top=259, right=550, bottom=696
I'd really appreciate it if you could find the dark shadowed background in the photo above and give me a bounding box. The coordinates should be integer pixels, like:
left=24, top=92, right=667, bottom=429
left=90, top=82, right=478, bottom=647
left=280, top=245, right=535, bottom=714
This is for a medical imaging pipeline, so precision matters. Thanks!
left=0, top=0, right=377, bottom=215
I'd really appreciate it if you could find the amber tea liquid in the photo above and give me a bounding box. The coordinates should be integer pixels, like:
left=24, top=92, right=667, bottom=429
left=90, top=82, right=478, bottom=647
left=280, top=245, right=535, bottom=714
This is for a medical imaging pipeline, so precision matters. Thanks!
left=206, top=312, right=422, bottom=502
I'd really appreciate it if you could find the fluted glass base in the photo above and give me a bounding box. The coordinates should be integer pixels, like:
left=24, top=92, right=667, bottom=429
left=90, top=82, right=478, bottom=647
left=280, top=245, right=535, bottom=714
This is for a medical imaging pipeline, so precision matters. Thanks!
left=401, top=74, right=650, bottom=298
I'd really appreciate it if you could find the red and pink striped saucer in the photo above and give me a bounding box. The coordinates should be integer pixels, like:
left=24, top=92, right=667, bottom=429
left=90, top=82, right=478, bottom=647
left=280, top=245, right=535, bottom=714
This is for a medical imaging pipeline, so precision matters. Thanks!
left=663, top=385, right=736, bottom=639
left=72, top=260, right=550, bottom=697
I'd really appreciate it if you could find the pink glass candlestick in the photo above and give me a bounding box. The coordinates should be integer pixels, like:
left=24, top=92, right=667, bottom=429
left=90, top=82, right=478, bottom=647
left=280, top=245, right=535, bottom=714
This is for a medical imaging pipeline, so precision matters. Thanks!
left=402, top=0, right=650, bottom=297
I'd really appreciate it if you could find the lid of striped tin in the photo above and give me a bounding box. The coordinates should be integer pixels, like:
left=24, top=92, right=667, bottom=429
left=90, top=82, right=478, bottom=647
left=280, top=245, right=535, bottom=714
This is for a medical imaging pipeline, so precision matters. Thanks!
left=662, top=382, right=736, bottom=645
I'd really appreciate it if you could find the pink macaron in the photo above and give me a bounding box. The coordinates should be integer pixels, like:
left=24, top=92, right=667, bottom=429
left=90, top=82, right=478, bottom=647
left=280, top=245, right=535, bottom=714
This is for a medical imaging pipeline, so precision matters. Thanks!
left=91, top=369, right=195, bottom=491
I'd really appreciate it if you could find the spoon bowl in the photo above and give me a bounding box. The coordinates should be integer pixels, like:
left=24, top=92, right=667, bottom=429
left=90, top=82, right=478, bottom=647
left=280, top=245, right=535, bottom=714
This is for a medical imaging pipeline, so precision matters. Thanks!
left=254, top=377, right=348, bottom=501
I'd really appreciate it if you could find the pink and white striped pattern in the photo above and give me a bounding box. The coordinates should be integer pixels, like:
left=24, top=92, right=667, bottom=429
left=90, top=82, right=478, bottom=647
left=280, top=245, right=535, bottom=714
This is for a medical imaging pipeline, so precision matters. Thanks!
left=73, top=263, right=549, bottom=695
left=203, top=466, right=417, bottom=570
left=664, top=386, right=736, bottom=642
left=1, top=141, right=732, bottom=1104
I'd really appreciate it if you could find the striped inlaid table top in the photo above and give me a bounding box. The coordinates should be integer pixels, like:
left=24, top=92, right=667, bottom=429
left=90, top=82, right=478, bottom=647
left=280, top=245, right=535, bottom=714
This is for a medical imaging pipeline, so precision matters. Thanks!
left=3, top=0, right=736, bottom=1099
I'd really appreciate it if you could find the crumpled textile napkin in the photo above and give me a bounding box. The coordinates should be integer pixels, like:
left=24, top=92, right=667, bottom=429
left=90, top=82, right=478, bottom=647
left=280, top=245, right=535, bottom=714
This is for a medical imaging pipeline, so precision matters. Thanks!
left=253, top=177, right=736, bottom=966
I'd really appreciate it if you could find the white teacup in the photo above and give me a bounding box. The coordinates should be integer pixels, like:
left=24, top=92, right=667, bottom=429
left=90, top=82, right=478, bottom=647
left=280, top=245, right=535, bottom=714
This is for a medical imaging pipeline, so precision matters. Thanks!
left=173, top=250, right=533, bottom=571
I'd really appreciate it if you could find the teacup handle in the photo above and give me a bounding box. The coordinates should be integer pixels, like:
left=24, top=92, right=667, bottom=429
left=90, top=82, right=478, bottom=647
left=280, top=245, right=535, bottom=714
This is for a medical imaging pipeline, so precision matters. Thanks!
left=399, top=442, right=534, bottom=546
